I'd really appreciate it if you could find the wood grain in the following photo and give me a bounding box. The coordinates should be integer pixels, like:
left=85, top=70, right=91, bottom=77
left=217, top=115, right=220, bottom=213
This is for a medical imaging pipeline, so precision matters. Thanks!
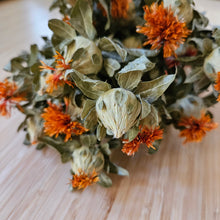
left=0, top=0, right=220, bottom=219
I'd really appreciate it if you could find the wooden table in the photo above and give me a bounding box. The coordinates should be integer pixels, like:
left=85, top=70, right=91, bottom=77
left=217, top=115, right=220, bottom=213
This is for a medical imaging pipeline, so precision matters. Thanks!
left=0, top=0, right=220, bottom=219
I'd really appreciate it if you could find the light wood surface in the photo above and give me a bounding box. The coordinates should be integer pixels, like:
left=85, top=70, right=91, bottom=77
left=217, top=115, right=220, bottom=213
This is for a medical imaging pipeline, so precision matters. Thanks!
left=0, top=0, right=220, bottom=219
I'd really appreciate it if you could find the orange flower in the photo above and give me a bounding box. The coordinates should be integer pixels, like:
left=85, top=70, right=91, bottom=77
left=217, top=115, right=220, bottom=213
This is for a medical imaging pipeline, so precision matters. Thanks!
left=40, top=51, right=73, bottom=93
left=0, top=79, right=26, bottom=116
left=136, top=3, right=191, bottom=58
left=71, top=170, right=99, bottom=190
left=41, top=102, right=88, bottom=142
left=214, top=72, right=220, bottom=101
left=53, top=51, right=72, bottom=70
left=45, top=73, right=73, bottom=94
left=62, top=15, right=71, bottom=26
left=178, top=113, right=218, bottom=144
left=111, top=0, right=131, bottom=19
left=122, top=126, right=163, bottom=156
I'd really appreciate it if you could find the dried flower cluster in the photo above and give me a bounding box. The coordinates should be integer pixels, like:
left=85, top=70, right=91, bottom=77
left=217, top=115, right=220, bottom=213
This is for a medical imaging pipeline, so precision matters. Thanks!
left=1, top=0, right=220, bottom=190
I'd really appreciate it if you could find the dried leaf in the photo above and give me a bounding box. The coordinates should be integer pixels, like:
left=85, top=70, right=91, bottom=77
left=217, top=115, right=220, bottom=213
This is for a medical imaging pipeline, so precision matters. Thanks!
left=135, top=74, right=176, bottom=103
left=116, top=56, right=155, bottom=90
left=184, top=67, right=204, bottom=83
left=98, top=172, right=112, bottom=187
left=98, top=37, right=127, bottom=61
left=48, top=19, right=76, bottom=39
left=108, top=162, right=129, bottom=176
left=70, top=70, right=111, bottom=99
left=70, top=0, right=96, bottom=40
left=104, top=58, right=121, bottom=77
left=96, top=124, right=106, bottom=141
left=81, top=99, right=96, bottom=119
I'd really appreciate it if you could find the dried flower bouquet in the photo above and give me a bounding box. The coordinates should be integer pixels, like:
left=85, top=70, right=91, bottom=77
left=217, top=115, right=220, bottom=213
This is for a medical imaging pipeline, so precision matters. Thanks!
left=1, top=0, right=220, bottom=190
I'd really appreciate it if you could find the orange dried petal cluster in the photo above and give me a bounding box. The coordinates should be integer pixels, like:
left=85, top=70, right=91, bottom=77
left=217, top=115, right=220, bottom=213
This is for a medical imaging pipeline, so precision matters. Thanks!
left=214, top=72, right=220, bottom=101
left=122, top=126, right=163, bottom=156
left=0, top=79, right=26, bottom=116
left=40, top=51, right=73, bottom=93
left=111, top=0, right=131, bottom=19
left=41, top=102, right=88, bottom=142
left=71, top=170, right=99, bottom=190
left=62, top=15, right=71, bottom=26
left=136, top=3, right=191, bottom=58
left=178, top=113, right=218, bottom=144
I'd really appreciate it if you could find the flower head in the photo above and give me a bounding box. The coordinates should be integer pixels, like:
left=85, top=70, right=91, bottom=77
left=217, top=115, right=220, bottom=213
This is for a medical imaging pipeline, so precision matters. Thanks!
left=178, top=113, right=218, bottom=144
left=0, top=79, right=26, bottom=116
left=136, top=3, right=191, bottom=57
left=111, top=0, right=131, bottom=19
left=40, top=51, right=73, bottom=93
left=214, top=72, right=220, bottom=101
left=122, top=126, right=163, bottom=156
left=41, top=102, right=88, bottom=142
left=71, top=170, right=99, bottom=190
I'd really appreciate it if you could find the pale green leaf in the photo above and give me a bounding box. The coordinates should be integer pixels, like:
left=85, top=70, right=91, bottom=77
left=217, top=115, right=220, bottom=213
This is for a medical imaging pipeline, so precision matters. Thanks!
left=116, top=56, right=155, bottom=90
left=104, top=58, right=121, bottom=77
left=48, top=19, right=76, bottom=39
left=98, top=37, right=127, bottom=61
left=135, top=74, right=176, bottom=103
left=98, top=173, right=112, bottom=187
left=70, top=0, right=96, bottom=40
left=70, top=70, right=111, bottom=99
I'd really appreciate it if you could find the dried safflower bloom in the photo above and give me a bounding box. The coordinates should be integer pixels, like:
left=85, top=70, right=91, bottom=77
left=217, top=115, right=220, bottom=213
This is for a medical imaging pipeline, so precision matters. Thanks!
left=40, top=51, right=74, bottom=94
left=111, top=0, right=131, bottom=19
left=214, top=72, right=220, bottom=101
left=45, top=72, right=73, bottom=94
left=71, top=170, right=99, bottom=190
left=71, top=146, right=104, bottom=174
left=0, top=79, right=26, bottom=117
left=70, top=146, right=104, bottom=189
left=136, top=3, right=191, bottom=57
left=122, top=126, right=164, bottom=156
left=178, top=113, right=218, bottom=144
left=41, top=102, right=88, bottom=142
left=96, top=88, right=141, bottom=138
left=164, top=0, right=193, bottom=24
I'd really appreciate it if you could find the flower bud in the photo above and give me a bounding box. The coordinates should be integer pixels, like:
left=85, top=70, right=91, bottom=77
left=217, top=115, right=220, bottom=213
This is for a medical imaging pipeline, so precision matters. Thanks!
left=204, top=47, right=220, bottom=81
left=65, top=36, right=103, bottom=75
left=27, top=115, right=42, bottom=145
left=71, top=146, right=104, bottom=175
left=168, top=95, right=204, bottom=118
left=96, top=88, right=141, bottom=138
left=164, top=0, right=193, bottom=24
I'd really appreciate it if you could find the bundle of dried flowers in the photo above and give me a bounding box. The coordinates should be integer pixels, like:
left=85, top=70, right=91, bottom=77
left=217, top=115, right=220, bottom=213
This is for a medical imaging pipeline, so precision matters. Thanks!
left=1, top=0, right=220, bottom=190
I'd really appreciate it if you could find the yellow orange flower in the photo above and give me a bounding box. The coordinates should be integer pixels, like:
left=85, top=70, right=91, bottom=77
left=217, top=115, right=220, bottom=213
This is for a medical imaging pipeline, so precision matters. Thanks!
left=71, top=170, right=99, bottom=190
left=0, top=79, right=26, bottom=116
left=41, top=102, right=88, bottom=142
left=45, top=73, right=73, bottom=94
left=111, top=0, right=131, bottom=19
left=62, top=15, right=71, bottom=26
left=136, top=3, right=191, bottom=58
left=214, top=72, right=220, bottom=101
left=122, top=126, right=163, bottom=156
left=178, top=113, right=218, bottom=144
left=40, top=51, right=73, bottom=93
